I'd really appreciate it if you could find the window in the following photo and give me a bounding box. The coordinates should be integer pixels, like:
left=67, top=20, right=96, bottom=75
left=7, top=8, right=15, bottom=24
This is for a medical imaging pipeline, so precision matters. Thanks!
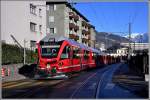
left=39, top=8, right=42, bottom=17
left=41, top=44, right=60, bottom=58
left=49, top=4, right=56, bottom=11
left=50, top=28, right=54, bottom=34
left=84, top=50, right=89, bottom=59
left=49, top=4, right=54, bottom=10
left=61, top=46, right=71, bottom=59
left=30, top=40, right=36, bottom=48
left=30, top=22, right=36, bottom=32
left=73, top=47, right=80, bottom=59
left=30, top=4, right=36, bottom=15
left=49, top=16, right=54, bottom=22
left=39, top=25, right=42, bottom=32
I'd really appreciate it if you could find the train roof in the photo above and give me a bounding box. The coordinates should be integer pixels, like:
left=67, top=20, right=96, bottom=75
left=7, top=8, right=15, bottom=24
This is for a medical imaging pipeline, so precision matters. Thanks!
left=40, top=34, right=101, bottom=53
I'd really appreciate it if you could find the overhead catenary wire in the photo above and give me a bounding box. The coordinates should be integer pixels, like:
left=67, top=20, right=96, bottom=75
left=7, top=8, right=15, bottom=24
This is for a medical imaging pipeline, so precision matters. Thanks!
left=90, top=3, right=105, bottom=31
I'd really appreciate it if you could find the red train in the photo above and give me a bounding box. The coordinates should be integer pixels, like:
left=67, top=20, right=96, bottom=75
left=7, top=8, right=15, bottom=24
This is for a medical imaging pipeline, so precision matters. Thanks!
left=35, top=35, right=120, bottom=78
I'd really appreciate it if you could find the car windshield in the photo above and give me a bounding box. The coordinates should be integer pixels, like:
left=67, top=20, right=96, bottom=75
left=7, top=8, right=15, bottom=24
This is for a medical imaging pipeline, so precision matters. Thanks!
left=41, top=45, right=60, bottom=58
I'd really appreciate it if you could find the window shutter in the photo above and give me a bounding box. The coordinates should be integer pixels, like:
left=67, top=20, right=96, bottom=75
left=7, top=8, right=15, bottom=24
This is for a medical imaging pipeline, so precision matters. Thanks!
left=54, top=27, right=57, bottom=34
left=47, top=28, right=50, bottom=33
left=46, top=5, right=49, bottom=10
left=54, top=5, right=56, bottom=10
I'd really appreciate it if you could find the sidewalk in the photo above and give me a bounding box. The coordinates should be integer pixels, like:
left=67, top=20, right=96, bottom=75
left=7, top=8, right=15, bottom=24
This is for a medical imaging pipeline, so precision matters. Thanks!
left=112, top=63, right=148, bottom=98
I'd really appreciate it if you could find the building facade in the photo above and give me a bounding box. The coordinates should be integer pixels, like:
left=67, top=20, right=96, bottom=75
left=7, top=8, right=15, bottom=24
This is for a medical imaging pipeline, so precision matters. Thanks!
left=121, top=43, right=149, bottom=51
left=46, top=1, right=94, bottom=47
left=1, top=1, right=46, bottom=48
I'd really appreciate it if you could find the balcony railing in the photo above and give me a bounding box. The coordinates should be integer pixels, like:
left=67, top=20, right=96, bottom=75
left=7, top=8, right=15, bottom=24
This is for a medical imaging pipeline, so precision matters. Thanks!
left=69, top=23, right=75, bottom=29
left=74, top=25, right=79, bottom=31
left=69, top=34, right=76, bottom=39
left=69, top=34, right=79, bottom=41
left=69, top=12, right=75, bottom=19
left=74, top=15, right=79, bottom=21
left=82, top=30, right=86, bottom=35
left=75, top=35, right=79, bottom=40
left=82, top=21, right=87, bottom=26
left=82, top=37, right=89, bottom=43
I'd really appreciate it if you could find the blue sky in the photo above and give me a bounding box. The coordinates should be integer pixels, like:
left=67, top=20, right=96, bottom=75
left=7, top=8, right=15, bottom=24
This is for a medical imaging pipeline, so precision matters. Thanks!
left=74, top=2, right=148, bottom=36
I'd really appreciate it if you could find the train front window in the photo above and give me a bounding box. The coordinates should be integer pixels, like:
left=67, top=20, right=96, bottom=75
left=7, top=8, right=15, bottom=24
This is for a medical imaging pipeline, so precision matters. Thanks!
left=41, top=45, right=60, bottom=58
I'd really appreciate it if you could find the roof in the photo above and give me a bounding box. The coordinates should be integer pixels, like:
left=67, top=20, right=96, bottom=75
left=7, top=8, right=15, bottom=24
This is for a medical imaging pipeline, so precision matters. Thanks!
left=46, top=1, right=89, bottom=22
left=66, top=3, right=89, bottom=22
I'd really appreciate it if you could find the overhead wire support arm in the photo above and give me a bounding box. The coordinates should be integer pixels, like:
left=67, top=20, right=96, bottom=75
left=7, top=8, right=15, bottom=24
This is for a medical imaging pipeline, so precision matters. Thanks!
left=10, top=34, right=23, bottom=48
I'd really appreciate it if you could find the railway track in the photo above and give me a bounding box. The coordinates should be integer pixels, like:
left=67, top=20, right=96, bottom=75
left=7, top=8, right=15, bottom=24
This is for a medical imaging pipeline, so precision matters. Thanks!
left=70, top=63, right=121, bottom=98
left=69, top=65, right=111, bottom=98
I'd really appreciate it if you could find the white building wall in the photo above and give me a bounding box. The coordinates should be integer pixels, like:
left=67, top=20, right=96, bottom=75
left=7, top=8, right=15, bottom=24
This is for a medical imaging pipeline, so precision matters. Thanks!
left=1, top=1, right=46, bottom=48
left=64, top=6, right=69, bottom=37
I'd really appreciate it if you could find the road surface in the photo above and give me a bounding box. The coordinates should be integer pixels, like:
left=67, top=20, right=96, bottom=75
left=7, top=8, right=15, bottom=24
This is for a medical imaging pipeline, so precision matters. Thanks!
left=2, top=63, right=142, bottom=99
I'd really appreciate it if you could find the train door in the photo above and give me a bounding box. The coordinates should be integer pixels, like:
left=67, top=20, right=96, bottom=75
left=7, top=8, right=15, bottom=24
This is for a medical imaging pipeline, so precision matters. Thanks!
left=89, top=52, right=96, bottom=68
left=83, top=50, right=90, bottom=69
left=59, top=45, right=72, bottom=72
left=72, top=46, right=81, bottom=71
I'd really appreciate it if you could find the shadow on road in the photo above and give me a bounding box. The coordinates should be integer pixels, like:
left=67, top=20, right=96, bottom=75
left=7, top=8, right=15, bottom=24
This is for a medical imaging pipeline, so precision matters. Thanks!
left=18, top=64, right=37, bottom=78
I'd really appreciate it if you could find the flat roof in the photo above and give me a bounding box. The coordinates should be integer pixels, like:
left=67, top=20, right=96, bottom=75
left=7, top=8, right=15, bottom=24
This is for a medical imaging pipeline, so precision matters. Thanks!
left=46, top=1, right=89, bottom=22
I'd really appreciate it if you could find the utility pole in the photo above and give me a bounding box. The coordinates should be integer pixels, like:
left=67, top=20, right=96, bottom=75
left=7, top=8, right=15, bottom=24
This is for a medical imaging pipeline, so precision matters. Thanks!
left=128, top=22, right=131, bottom=60
left=24, top=39, right=27, bottom=65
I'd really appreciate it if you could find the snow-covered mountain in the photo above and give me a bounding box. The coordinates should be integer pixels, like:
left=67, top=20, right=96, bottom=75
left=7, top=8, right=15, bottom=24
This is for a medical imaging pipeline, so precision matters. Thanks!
left=124, top=33, right=148, bottom=43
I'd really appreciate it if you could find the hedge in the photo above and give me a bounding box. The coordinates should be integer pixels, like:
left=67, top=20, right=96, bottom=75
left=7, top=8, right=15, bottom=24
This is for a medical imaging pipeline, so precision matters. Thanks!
left=2, top=43, right=38, bottom=65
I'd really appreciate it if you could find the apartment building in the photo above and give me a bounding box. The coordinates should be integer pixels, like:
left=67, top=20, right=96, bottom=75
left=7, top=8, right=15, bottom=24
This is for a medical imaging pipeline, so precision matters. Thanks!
left=46, top=1, right=95, bottom=47
left=1, top=1, right=46, bottom=48
left=90, top=25, right=96, bottom=48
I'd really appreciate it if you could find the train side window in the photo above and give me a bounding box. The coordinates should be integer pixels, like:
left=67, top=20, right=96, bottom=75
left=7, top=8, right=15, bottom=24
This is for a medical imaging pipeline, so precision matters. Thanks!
left=92, top=53, right=97, bottom=59
left=73, top=47, right=80, bottom=59
left=84, top=50, right=89, bottom=59
left=60, top=46, right=70, bottom=59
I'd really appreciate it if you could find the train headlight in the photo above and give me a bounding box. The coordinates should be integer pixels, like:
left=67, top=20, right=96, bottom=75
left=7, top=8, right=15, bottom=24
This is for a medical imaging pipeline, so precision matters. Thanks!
left=47, top=64, right=51, bottom=69
left=58, top=62, right=63, bottom=66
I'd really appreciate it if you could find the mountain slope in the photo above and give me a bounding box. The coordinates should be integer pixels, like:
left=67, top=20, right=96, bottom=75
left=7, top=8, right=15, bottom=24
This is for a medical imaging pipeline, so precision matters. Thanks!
left=124, top=33, right=148, bottom=43
left=96, top=32, right=130, bottom=48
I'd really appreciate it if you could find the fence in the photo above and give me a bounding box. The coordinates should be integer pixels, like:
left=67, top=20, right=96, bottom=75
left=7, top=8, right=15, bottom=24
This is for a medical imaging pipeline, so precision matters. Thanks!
left=1, top=64, right=26, bottom=82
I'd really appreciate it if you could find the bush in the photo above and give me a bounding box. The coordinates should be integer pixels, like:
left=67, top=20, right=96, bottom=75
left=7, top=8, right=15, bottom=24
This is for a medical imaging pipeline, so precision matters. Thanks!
left=2, top=43, right=38, bottom=65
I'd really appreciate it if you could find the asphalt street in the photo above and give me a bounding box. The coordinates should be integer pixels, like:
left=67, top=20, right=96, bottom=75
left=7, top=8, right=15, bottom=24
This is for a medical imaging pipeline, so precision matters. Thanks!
left=2, top=63, right=143, bottom=99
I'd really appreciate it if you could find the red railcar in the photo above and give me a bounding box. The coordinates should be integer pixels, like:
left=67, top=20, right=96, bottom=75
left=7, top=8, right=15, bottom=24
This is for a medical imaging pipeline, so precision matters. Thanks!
left=36, top=35, right=102, bottom=78
left=35, top=35, right=121, bottom=78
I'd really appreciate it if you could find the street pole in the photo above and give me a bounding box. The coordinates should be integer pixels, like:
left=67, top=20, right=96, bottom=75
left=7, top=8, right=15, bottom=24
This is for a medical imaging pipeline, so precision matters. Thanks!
left=128, top=22, right=131, bottom=60
left=24, top=39, right=26, bottom=65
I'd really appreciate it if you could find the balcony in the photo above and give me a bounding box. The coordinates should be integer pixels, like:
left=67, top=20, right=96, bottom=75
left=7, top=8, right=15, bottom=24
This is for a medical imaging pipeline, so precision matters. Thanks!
left=82, top=37, right=89, bottom=43
left=88, top=35, right=91, bottom=40
left=82, top=21, right=86, bottom=26
left=75, top=35, right=79, bottom=40
left=74, top=25, right=79, bottom=31
left=82, top=30, right=87, bottom=35
left=74, top=15, right=79, bottom=21
left=69, top=23, right=75, bottom=29
left=69, top=12, right=75, bottom=19
left=69, top=34, right=76, bottom=39
left=87, top=24, right=91, bottom=29
left=86, top=31, right=90, bottom=35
